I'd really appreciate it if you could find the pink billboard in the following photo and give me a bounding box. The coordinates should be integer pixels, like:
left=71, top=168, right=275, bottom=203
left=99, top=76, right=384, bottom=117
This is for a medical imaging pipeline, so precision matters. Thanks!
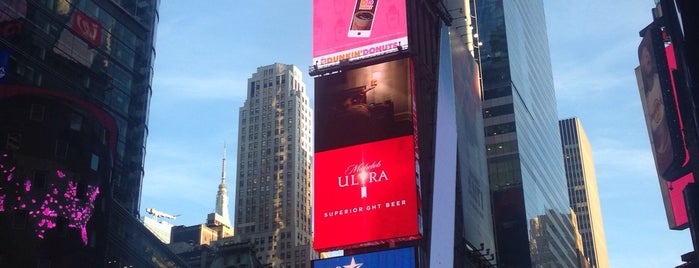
left=312, top=0, right=408, bottom=70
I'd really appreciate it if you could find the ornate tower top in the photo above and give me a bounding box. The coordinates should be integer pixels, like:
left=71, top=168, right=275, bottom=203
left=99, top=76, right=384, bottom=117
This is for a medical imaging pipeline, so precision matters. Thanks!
left=215, top=143, right=230, bottom=225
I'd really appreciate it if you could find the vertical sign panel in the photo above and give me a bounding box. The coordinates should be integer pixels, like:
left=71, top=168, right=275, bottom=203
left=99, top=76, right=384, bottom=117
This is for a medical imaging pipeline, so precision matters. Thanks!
left=314, top=58, right=421, bottom=251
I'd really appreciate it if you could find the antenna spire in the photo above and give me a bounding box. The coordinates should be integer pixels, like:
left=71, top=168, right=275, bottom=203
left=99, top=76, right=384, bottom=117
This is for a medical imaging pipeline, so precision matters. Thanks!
left=221, top=142, right=226, bottom=184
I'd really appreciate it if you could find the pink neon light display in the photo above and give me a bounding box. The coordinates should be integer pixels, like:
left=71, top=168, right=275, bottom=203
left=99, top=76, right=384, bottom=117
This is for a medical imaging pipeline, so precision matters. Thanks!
left=0, top=153, right=100, bottom=244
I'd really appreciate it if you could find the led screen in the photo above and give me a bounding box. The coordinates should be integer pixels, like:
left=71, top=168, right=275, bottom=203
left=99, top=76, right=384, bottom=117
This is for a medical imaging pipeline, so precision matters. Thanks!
left=0, top=160, right=100, bottom=245
left=637, top=27, right=686, bottom=180
left=313, top=135, right=421, bottom=251
left=637, top=26, right=693, bottom=229
left=312, top=0, right=408, bottom=70
left=312, top=247, right=415, bottom=268
left=315, top=58, right=413, bottom=152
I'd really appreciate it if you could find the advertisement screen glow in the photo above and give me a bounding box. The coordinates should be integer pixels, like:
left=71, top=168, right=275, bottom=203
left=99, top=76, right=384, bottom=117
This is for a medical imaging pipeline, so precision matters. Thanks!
left=312, top=0, right=408, bottom=69
left=315, top=58, right=413, bottom=152
left=313, top=135, right=421, bottom=251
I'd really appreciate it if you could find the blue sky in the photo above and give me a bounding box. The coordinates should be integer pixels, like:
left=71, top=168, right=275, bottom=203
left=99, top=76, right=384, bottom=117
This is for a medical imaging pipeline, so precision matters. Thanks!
left=141, top=0, right=693, bottom=266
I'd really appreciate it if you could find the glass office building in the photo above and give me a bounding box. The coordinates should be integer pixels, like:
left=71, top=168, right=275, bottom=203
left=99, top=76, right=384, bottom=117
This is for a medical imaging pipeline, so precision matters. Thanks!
left=477, top=0, right=578, bottom=266
left=0, top=1, right=185, bottom=267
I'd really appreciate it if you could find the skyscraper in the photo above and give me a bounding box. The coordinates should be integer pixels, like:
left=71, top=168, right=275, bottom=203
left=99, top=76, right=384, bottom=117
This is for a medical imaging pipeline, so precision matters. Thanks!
left=559, top=118, right=610, bottom=267
left=0, top=0, right=185, bottom=267
left=477, top=0, right=578, bottom=266
left=234, top=63, right=315, bottom=267
left=215, top=144, right=231, bottom=226
left=207, top=145, right=233, bottom=233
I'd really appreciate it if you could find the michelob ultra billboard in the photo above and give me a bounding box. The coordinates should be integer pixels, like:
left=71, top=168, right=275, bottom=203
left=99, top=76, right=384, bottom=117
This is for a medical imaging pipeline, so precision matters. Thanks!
left=313, top=58, right=422, bottom=251
left=312, top=0, right=408, bottom=70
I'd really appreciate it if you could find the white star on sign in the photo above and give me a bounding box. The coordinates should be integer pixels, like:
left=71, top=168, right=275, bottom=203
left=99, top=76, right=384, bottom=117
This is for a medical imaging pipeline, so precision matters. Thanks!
left=343, top=257, right=363, bottom=268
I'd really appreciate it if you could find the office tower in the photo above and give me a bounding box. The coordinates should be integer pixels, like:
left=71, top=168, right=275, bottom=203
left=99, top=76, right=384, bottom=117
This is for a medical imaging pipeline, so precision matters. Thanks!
left=477, top=0, right=578, bottom=266
left=0, top=1, right=186, bottom=267
left=559, top=118, right=610, bottom=268
left=234, top=63, right=314, bottom=267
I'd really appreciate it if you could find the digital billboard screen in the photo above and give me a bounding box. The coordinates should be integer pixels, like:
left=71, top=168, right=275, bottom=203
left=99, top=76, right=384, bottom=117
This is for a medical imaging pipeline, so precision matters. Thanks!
left=637, top=26, right=687, bottom=181
left=315, top=58, right=413, bottom=152
left=637, top=25, right=693, bottom=229
left=312, top=247, right=416, bottom=268
left=312, top=0, right=408, bottom=70
left=313, top=135, right=421, bottom=251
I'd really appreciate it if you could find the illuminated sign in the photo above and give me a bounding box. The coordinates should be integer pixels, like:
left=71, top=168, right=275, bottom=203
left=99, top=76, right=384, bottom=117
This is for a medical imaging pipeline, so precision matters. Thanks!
left=1, top=19, right=23, bottom=39
left=637, top=26, right=687, bottom=181
left=71, top=10, right=102, bottom=47
left=313, top=59, right=420, bottom=251
left=313, top=135, right=421, bottom=251
left=315, top=58, right=414, bottom=152
left=661, top=173, right=693, bottom=229
left=312, top=247, right=416, bottom=268
left=637, top=24, right=693, bottom=229
left=312, top=0, right=408, bottom=70
left=0, top=49, right=9, bottom=83
left=0, top=157, right=101, bottom=245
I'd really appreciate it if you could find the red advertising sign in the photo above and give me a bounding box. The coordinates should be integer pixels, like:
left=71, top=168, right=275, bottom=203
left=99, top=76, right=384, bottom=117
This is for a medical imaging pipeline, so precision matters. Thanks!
left=312, top=0, right=408, bottom=69
left=313, top=135, right=421, bottom=251
left=662, top=173, right=693, bottom=229
left=71, top=10, right=102, bottom=47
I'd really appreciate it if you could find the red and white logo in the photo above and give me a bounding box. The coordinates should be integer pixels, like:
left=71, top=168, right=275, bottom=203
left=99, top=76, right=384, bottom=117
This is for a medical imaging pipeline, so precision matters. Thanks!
left=71, top=11, right=101, bottom=47
left=314, top=135, right=421, bottom=251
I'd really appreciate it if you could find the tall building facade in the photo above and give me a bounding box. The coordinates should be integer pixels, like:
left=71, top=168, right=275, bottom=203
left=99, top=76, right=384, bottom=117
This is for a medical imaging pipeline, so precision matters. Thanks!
left=0, top=0, right=185, bottom=267
left=477, top=0, right=578, bottom=266
left=559, top=118, right=610, bottom=268
left=234, top=63, right=314, bottom=267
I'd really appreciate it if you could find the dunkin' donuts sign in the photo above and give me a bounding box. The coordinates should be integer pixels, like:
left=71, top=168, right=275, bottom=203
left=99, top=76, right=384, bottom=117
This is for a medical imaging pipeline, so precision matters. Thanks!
left=312, top=0, right=408, bottom=69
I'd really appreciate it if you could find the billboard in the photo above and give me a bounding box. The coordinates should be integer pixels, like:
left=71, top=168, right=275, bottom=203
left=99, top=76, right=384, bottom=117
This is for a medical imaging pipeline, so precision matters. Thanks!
left=660, top=173, right=693, bottom=229
left=312, top=247, right=415, bottom=268
left=313, top=58, right=421, bottom=251
left=312, top=0, right=408, bottom=70
left=637, top=24, right=694, bottom=229
left=314, top=135, right=421, bottom=251
left=637, top=26, right=688, bottom=181
left=315, top=58, right=413, bottom=152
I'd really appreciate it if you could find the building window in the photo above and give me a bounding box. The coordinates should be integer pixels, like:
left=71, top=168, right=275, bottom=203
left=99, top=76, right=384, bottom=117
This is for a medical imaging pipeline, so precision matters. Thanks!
left=30, top=104, right=45, bottom=121
left=6, top=132, right=22, bottom=150
left=485, top=122, right=516, bottom=136
left=54, top=140, right=68, bottom=159
left=91, top=154, right=99, bottom=171
left=483, top=103, right=514, bottom=118
left=70, top=113, right=83, bottom=131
